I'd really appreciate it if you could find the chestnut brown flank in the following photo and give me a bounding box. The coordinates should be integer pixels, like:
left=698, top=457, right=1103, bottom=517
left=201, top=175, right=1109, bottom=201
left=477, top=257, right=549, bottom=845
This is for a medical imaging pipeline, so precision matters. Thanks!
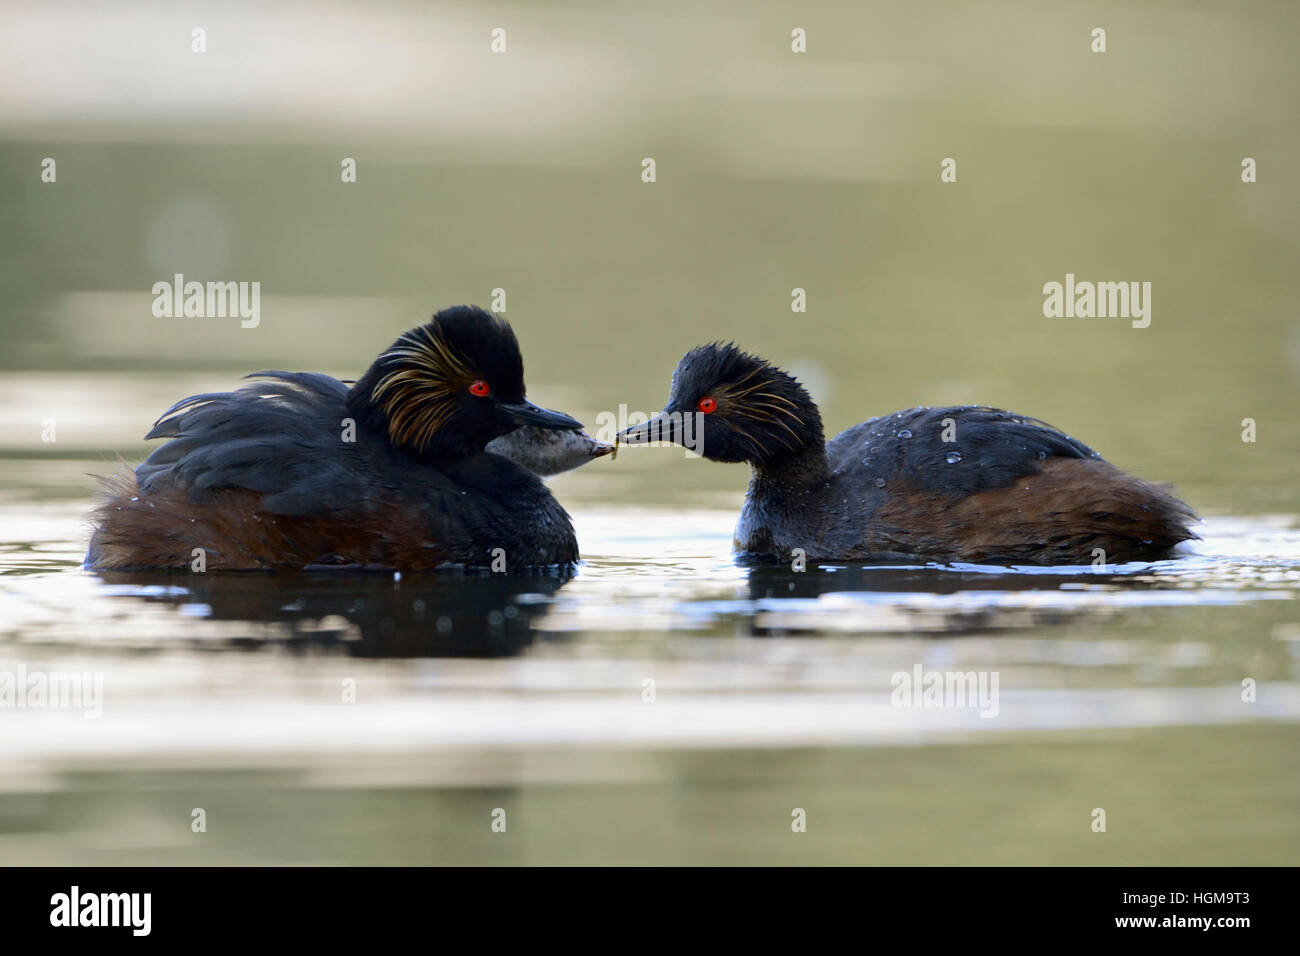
left=871, top=457, right=1197, bottom=564
left=88, top=471, right=445, bottom=571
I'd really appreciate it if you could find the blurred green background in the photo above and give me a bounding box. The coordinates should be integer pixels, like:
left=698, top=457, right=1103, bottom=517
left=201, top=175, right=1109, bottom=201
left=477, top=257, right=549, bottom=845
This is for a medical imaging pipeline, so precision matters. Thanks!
left=2, top=0, right=1297, bottom=512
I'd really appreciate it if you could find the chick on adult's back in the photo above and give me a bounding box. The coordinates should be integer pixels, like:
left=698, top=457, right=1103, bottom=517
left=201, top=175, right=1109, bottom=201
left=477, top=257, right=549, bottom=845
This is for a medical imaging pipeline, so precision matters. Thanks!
left=87, top=306, right=592, bottom=571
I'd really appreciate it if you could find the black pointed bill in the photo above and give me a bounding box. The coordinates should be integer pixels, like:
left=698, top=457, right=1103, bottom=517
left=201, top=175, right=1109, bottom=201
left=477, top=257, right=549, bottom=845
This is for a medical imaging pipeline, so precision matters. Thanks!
left=500, top=400, right=583, bottom=431
left=617, top=412, right=677, bottom=445
left=616, top=410, right=705, bottom=457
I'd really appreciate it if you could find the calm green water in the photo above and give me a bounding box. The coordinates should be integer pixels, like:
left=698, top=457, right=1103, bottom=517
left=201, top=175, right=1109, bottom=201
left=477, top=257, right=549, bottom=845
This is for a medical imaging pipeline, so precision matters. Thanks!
left=1, top=0, right=1298, bottom=865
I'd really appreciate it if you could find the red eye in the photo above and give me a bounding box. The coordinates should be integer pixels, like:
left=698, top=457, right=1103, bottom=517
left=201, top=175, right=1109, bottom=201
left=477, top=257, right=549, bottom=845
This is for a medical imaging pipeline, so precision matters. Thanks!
left=468, top=380, right=492, bottom=397
left=697, top=397, right=717, bottom=414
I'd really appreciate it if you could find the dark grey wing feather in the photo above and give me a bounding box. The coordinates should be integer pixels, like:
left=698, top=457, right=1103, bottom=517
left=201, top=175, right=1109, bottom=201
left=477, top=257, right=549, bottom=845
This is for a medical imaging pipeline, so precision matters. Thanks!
left=827, top=406, right=1102, bottom=498
left=135, top=371, right=372, bottom=515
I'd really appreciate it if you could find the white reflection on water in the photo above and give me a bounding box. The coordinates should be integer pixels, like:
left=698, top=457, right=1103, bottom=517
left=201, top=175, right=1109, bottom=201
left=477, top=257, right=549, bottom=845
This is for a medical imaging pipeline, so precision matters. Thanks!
left=4, top=684, right=1299, bottom=782
left=1, top=485, right=1298, bottom=867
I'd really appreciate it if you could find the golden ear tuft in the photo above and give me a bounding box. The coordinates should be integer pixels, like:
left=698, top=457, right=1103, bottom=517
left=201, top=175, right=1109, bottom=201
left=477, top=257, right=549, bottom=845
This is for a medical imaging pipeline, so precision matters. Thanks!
left=712, top=376, right=806, bottom=453
left=370, top=326, right=478, bottom=452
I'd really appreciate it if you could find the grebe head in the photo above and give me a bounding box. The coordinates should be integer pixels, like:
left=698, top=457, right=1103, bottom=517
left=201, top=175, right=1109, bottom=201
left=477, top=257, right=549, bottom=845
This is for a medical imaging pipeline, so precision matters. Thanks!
left=618, top=343, right=822, bottom=465
left=349, top=305, right=581, bottom=459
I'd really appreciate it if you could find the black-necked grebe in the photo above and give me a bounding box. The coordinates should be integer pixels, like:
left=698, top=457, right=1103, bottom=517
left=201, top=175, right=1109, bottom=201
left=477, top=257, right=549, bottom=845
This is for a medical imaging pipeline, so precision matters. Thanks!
left=619, top=343, right=1198, bottom=565
left=87, top=306, right=608, bottom=571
